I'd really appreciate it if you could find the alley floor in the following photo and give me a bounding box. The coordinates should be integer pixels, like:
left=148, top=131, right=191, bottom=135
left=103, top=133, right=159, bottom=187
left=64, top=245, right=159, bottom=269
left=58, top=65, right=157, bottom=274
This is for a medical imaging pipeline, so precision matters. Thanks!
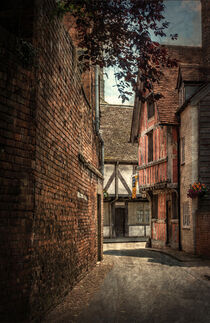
left=44, top=243, right=210, bottom=323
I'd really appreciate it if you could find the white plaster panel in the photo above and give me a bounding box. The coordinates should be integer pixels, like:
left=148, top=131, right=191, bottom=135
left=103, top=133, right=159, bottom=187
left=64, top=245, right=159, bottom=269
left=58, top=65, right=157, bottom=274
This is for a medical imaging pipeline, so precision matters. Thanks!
left=129, top=226, right=145, bottom=237
left=103, top=226, right=110, bottom=237
left=104, top=164, right=115, bottom=194
left=119, top=164, right=133, bottom=191
left=118, top=178, right=128, bottom=194
left=146, top=226, right=151, bottom=237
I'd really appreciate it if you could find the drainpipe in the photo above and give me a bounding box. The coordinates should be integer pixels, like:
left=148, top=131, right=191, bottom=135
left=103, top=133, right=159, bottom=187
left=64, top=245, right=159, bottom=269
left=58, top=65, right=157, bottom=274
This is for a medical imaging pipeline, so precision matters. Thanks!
left=111, top=162, right=119, bottom=237
left=95, top=65, right=104, bottom=176
left=95, top=65, right=100, bottom=133
left=177, top=126, right=182, bottom=251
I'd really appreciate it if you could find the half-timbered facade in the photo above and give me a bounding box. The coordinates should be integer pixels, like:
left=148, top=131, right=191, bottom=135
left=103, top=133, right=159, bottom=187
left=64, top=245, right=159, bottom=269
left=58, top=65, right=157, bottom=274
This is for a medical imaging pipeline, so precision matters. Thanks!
left=101, top=103, right=150, bottom=240
left=131, top=46, right=202, bottom=249
left=132, top=91, right=179, bottom=249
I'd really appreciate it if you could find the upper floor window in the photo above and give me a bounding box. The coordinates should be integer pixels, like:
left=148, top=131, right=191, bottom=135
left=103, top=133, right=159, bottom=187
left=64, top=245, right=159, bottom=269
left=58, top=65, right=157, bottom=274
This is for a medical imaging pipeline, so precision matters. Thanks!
left=183, top=201, right=190, bottom=227
left=181, top=137, right=185, bottom=164
left=148, top=130, right=153, bottom=163
left=147, top=100, right=155, bottom=119
left=152, top=194, right=158, bottom=219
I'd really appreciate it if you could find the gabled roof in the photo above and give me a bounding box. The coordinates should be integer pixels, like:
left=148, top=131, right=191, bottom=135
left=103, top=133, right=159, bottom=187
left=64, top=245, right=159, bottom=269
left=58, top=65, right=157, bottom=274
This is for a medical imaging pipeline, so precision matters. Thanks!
left=153, top=67, right=179, bottom=125
left=100, top=104, right=138, bottom=163
left=130, top=45, right=203, bottom=132
left=176, top=64, right=206, bottom=89
left=177, top=82, right=210, bottom=114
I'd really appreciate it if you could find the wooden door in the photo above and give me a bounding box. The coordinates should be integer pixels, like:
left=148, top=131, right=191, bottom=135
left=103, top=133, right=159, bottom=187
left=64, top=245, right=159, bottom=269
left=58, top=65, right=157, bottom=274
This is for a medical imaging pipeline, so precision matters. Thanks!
left=115, top=208, right=125, bottom=237
left=166, top=200, right=172, bottom=245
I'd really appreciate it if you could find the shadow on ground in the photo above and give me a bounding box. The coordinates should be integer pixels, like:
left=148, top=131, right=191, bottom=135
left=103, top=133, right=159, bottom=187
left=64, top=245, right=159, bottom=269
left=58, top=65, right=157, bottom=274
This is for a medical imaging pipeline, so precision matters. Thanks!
left=104, top=248, right=183, bottom=266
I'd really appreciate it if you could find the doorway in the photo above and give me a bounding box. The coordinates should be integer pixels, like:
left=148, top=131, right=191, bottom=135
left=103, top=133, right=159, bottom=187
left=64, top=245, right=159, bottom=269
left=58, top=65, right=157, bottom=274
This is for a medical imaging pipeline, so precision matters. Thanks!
left=166, top=200, right=172, bottom=245
left=115, top=208, right=126, bottom=237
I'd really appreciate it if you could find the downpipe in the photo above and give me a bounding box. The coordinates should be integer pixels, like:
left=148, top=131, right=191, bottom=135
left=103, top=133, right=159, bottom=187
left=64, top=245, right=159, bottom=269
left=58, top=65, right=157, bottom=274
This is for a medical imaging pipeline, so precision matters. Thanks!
left=95, top=65, right=104, bottom=176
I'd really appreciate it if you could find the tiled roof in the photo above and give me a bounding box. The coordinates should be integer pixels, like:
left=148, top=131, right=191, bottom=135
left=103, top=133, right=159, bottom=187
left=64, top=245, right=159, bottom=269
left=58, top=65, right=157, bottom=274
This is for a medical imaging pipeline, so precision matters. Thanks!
left=176, top=64, right=206, bottom=88
left=100, top=104, right=138, bottom=162
left=154, top=67, right=180, bottom=125
left=152, top=46, right=203, bottom=125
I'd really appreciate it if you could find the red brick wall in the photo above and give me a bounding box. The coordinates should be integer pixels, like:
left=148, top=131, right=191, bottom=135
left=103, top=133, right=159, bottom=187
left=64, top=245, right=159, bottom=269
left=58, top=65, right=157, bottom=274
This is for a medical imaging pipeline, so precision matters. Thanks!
left=196, top=212, right=210, bottom=258
left=0, top=0, right=103, bottom=321
left=0, top=26, right=36, bottom=320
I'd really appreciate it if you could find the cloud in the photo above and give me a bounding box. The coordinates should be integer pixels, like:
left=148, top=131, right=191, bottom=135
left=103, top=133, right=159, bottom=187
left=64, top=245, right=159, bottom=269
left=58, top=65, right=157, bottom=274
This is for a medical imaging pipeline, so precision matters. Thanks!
left=104, top=67, right=134, bottom=105
left=181, top=0, right=201, bottom=12
left=105, top=95, right=134, bottom=106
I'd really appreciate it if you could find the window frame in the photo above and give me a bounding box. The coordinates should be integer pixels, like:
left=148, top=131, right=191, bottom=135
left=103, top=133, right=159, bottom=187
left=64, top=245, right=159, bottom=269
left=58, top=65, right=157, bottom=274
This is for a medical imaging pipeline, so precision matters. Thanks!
left=147, top=99, right=155, bottom=119
left=181, top=137, right=185, bottom=165
left=182, top=201, right=190, bottom=228
left=152, top=194, right=158, bottom=219
left=148, top=130, right=153, bottom=163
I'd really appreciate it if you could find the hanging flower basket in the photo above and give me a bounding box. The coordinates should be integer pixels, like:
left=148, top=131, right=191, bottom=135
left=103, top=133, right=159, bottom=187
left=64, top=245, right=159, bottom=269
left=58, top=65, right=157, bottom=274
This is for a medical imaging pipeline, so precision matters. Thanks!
left=187, top=182, right=208, bottom=199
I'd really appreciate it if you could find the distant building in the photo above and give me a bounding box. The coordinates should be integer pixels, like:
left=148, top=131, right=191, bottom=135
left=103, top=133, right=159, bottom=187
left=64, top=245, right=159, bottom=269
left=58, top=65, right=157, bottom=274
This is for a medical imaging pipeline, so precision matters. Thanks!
left=101, top=103, right=150, bottom=240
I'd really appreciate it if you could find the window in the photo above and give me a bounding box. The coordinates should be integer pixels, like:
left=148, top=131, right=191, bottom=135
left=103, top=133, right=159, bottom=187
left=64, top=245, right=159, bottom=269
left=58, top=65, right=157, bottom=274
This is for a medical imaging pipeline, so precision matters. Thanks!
left=136, top=205, right=150, bottom=224
left=183, top=202, right=190, bottom=227
left=152, top=194, right=158, bottom=219
left=148, top=131, right=153, bottom=162
left=179, top=87, right=185, bottom=106
left=147, top=100, right=155, bottom=119
left=181, top=137, right=185, bottom=164
left=172, top=192, right=178, bottom=219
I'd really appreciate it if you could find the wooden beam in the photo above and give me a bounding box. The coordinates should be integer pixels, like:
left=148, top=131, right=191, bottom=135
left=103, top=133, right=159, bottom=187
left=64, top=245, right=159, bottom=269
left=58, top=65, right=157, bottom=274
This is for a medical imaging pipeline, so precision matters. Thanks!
left=118, top=171, right=132, bottom=195
left=104, top=170, right=115, bottom=191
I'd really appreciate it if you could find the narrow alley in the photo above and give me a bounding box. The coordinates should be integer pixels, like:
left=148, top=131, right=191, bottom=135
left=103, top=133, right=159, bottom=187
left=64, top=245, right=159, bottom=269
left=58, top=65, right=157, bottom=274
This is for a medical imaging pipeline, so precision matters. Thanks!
left=44, top=242, right=210, bottom=323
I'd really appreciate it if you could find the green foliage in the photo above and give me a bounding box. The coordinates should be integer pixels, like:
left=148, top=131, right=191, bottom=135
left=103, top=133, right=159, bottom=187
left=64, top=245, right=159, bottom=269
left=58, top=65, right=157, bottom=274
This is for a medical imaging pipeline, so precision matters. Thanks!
left=55, top=0, right=178, bottom=102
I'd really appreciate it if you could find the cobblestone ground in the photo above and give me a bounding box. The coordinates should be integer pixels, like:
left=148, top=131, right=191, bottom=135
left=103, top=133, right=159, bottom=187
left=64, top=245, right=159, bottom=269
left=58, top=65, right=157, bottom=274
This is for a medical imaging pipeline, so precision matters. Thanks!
left=43, top=243, right=210, bottom=323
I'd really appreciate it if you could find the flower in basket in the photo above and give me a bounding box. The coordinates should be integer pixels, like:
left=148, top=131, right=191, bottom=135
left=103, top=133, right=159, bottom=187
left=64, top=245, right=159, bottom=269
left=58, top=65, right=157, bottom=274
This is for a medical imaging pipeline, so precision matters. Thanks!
left=187, top=182, right=208, bottom=199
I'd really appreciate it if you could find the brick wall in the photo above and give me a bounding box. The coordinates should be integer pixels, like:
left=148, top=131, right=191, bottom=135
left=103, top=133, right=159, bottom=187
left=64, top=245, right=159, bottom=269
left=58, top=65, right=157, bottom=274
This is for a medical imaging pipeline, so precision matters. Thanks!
left=196, top=212, right=210, bottom=258
left=0, top=0, right=103, bottom=321
left=180, top=104, right=199, bottom=254
left=0, top=25, right=36, bottom=320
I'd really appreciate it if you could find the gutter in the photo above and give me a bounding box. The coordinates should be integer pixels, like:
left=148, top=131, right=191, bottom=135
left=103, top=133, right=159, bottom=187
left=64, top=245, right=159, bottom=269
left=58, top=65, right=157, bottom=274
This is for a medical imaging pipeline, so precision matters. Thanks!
left=95, top=65, right=104, bottom=176
left=110, top=162, right=119, bottom=237
left=177, top=123, right=182, bottom=251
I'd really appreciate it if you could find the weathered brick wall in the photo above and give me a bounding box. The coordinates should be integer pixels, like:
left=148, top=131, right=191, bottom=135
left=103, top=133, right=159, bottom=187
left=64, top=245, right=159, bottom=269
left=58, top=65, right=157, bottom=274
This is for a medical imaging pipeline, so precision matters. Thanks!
left=196, top=212, right=210, bottom=258
left=180, top=104, right=198, bottom=254
left=0, top=0, right=103, bottom=320
left=30, top=0, right=103, bottom=319
left=0, top=26, right=36, bottom=320
left=151, top=192, right=167, bottom=248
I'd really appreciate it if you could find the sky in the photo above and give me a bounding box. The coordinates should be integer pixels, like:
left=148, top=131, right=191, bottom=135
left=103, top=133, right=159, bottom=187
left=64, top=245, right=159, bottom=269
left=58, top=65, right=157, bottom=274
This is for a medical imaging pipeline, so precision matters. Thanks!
left=104, top=0, right=202, bottom=105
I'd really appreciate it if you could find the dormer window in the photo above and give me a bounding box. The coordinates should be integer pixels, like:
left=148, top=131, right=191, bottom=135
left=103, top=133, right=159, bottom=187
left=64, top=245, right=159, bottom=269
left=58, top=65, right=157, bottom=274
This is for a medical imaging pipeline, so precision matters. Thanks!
left=179, top=83, right=201, bottom=107
left=147, top=100, right=155, bottom=119
left=148, top=130, right=153, bottom=162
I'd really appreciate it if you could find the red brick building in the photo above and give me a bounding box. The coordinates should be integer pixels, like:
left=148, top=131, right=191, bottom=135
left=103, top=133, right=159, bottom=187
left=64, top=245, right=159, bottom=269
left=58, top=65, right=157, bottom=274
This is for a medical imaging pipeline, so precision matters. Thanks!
left=130, top=46, right=202, bottom=250
left=131, top=0, right=210, bottom=255
left=0, top=0, right=103, bottom=321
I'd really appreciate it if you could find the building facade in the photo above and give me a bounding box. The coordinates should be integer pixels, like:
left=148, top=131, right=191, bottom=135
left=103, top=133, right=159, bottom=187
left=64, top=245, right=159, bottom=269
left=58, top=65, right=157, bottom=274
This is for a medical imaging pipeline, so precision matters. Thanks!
left=0, top=0, right=103, bottom=321
left=131, top=46, right=202, bottom=250
left=101, top=104, right=150, bottom=240
left=177, top=76, right=210, bottom=256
